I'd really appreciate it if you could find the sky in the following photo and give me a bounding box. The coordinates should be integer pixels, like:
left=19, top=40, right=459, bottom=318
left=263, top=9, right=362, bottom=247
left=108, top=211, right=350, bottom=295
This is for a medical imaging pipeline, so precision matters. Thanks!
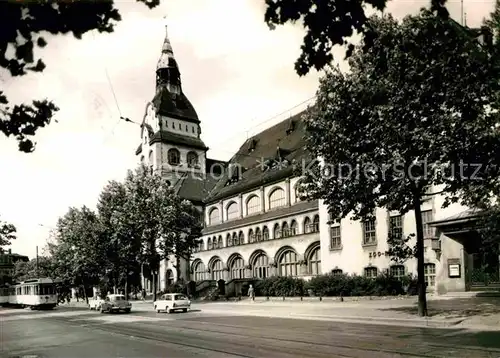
left=0, top=0, right=495, bottom=259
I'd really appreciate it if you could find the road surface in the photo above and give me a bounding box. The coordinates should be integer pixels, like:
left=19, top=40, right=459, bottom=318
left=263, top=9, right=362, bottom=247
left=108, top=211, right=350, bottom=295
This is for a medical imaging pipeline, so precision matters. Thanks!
left=2, top=305, right=500, bottom=358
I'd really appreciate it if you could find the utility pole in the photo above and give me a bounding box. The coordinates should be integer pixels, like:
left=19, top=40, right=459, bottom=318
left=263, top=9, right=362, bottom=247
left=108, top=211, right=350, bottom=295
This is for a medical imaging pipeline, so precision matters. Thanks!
left=461, top=0, right=464, bottom=25
left=36, top=246, right=39, bottom=277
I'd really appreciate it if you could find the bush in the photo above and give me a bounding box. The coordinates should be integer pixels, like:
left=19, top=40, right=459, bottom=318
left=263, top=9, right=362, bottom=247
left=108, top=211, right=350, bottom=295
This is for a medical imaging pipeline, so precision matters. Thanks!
left=254, top=273, right=416, bottom=297
left=254, top=276, right=305, bottom=296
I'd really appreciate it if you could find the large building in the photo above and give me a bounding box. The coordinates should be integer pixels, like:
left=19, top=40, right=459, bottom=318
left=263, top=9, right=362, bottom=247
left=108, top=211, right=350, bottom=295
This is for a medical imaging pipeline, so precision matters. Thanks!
left=0, top=249, right=29, bottom=284
left=136, top=24, right=500, bottom=296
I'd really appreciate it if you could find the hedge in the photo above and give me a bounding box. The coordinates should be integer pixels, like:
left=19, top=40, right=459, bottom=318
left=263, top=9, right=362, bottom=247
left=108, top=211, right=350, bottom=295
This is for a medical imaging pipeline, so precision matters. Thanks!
left=254, top=273, right=417, bottom=297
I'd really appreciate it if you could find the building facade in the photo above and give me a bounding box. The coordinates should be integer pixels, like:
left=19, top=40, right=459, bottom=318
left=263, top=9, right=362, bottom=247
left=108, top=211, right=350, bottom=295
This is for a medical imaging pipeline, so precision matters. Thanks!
left=0, top=249, right=29, bottom=284
left=136, top=24, right=499, bottom=295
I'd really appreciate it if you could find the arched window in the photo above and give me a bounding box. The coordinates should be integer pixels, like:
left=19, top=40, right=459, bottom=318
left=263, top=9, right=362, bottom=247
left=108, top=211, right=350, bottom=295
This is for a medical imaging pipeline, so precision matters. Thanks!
left=211, top=259, right=224, bottom=281
left=238, top=231, right=244, bottom=245
left=230, top=257, right=245, bottom=279
left=253, top=253, right=269, bottom=279
left=226, top=233, right=232, bottom=247
left=167, top=148, right=180, bottom=165
left=269, top=188, right=286, bottom=209
left=303, top=217, right=312, bottom=234
left=312, top=215, right=320, bottom=233
left=262, top=226, right=269, bottom=240
left=232, top=232, right=238, bottom=246
left=217, top=236, right=223, bottom=248
left=308, top=247, right=321, bottom=275
left=282, top=222, right=290, bottom=238
left=211, top=236, right=217, bottom=249
left=290, top=220, right=298, bottom=236
left=248, top=229, right=254, bottom=243
left=273, top=223, right=281, bottom=239
left=207, top=238, right=212, bottom=250
left=279, top=250, right=299, bottom=277
left=197, top=240, right=204, bottom=252
left=226, top=202, right=238, bottom=220
left=208, top=208, right=220, bottom=225
left=187, top=151, right=198, bottom=167
left=255, top=227, right=262, bottom=242
left=246, top=195, right=261, bottom=215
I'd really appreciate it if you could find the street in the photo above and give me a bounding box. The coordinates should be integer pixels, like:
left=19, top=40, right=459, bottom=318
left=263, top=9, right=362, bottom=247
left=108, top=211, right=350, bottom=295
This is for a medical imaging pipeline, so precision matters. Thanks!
left=2, top=305, right=500, bottom=358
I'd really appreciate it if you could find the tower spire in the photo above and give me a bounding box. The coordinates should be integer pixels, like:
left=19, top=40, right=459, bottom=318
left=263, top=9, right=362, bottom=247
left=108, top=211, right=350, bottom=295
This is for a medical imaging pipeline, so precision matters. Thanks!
left=156, top=17, right=181, bottom=94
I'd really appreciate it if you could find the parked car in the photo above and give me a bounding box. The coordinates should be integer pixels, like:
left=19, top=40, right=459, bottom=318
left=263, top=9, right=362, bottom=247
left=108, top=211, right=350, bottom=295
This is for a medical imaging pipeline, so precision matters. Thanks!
left=88, top=296, right=104, bottom=310
left=99, top=294, right=132, bottom=313
left=154, top=293, right=191, bottom=313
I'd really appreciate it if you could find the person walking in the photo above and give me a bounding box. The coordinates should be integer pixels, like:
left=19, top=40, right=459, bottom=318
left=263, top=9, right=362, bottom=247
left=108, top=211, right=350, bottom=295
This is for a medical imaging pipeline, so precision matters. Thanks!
left=248, top=284, right=255, bottom=302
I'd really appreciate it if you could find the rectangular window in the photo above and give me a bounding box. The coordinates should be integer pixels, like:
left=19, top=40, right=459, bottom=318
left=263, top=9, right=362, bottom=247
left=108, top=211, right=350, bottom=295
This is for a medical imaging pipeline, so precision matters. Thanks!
left=330, top=226, right=341, bottom=249
left=424, top=263, right=436, bottom=288
left=390, top=265, right=405, bottom=279
left=363, top=218, right=377, bottom=245
left=389, top=214, right=403, bottom=245
left=422, top=210, right=435, bottom=239
left=364, top=267, right=378, bottom=278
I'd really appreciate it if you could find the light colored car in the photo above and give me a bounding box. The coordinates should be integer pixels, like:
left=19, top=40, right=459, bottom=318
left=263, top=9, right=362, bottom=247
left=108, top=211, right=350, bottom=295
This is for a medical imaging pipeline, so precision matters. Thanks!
left=154, top=293, right=191, bottom=313
left=88, top=296, right=104, bottom=310
left=99, top=294, right=132, bottom=313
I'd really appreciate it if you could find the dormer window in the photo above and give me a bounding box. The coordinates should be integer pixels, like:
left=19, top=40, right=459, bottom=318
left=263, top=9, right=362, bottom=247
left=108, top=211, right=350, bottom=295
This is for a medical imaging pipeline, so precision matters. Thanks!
left=286, top=120, right=295, bottom=135
left=248, top=139, right=257, bottom=152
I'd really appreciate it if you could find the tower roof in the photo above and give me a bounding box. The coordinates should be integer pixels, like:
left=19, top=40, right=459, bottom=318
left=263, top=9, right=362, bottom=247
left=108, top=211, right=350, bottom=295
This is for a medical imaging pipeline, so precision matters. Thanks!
left=154, top=22, right=199, bottom=123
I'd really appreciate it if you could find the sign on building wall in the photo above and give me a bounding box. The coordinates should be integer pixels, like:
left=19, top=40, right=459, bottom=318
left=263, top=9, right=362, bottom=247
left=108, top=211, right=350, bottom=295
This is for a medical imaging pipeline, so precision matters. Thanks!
left=447, top=258, right=461, bottom=278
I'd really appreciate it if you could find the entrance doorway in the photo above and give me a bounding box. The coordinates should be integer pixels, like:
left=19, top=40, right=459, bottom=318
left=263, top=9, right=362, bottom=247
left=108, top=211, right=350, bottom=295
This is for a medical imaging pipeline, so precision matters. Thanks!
left=470, top=251, right=500, bottom=288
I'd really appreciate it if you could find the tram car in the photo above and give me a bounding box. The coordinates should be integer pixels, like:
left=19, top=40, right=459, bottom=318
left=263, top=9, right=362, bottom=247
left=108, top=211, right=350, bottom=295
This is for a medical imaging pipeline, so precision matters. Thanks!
left=0, top=285, right=9, bottom=306
left=8, top=278, right=58, bottom=309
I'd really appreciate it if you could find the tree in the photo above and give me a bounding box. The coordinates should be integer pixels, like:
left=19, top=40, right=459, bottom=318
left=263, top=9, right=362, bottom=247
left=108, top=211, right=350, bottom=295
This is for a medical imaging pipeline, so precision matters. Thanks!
left=122, top=165, right=202, bottom=301
left=97, top=180, right=142, bottom=298
left=51, top=206, right=107, bottom=303
left=13, top=256, right=55, bottom=282
left=264, top=0, right=450, bottom=76
left=0, top=217, right=16, bottom=253
left=297, top=11, right=500, bottom=316
left=0, top=0, right=160, bottom=152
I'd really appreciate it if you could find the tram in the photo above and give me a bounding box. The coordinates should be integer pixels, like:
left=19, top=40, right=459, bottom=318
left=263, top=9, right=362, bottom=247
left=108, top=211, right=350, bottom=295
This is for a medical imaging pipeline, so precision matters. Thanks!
left=7, top=278, right=58, bottom=309
left=0, top=285, right=9, bottom=306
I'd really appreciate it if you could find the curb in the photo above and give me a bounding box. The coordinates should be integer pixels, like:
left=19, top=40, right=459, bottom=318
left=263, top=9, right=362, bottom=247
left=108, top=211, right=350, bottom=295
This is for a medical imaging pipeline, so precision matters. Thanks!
left=197, top=308, right=465, bottom=329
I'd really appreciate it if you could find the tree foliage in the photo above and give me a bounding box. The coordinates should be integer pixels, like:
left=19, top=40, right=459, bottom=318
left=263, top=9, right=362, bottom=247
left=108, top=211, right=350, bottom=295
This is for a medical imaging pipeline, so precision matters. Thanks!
left=0, top=0, right=160, bottom=152
left=48, top=164, right=202, bottom=301
left=264, top=0, right=450, bottom=76
left=297, top=11, right=500, bottom=316
left=13, top=256, right=55, bottom=282
left=0, top=216, right=16, bottom=253
left=121, top=165, right=202, bottom=300
left=97, top=180, right=141, bottom=293
left=49, top=206, right=107, bottom=300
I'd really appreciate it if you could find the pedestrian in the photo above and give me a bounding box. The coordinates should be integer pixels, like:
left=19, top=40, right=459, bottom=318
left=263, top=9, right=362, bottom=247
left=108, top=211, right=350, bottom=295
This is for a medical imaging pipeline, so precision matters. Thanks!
left=248, top=284, right=255, bottom=302
left=142, top=289, right=146, bottom=301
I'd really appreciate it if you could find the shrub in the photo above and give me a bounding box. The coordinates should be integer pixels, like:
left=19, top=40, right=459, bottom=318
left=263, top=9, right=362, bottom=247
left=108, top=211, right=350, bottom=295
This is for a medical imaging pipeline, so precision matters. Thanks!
left=254, top=276, right=305, bottom=296
left=255, top=273, right=415, bottom=297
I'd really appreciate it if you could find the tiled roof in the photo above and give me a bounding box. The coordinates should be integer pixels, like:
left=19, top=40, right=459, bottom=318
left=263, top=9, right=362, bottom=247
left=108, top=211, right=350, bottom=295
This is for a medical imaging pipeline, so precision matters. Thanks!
left=202, top=200, right=318, bottom=235
left=152, top=87, right=199, bottom=124
left=430, top=208, right=485, bottom=226
left=204, top=110, right=312, bottom=203
left=149, top=131, right=208, bottom=151
left=172, top=174, right=219, bottom=204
